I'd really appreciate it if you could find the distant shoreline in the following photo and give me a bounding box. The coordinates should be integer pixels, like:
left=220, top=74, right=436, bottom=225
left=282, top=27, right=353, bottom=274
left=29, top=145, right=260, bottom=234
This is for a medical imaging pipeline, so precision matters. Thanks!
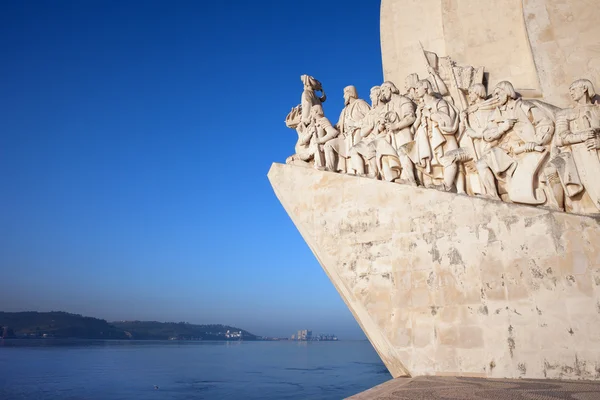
left=0, top=311, right=345, bottom=341
left=0, top=311, right=259, bottom=341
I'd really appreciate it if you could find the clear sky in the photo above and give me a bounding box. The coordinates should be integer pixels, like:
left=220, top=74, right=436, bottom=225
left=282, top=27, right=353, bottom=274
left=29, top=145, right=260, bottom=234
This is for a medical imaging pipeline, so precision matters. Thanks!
left=0, top=1, right=383, bottom=339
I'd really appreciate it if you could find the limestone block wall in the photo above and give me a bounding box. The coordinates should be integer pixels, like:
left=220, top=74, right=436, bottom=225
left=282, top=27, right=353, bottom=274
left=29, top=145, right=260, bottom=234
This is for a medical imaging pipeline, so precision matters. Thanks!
left=523, top=0, right=600, bottom=106
left=380, top=0, right=600, bottom=107
left=269, top=163, right=600, bottom=379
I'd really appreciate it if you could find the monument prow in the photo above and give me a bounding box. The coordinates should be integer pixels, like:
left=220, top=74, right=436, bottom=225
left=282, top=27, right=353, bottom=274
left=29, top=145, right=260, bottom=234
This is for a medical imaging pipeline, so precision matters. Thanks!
left=273, top=0, right=600, bottom=382
left=269, top=162, right=600, bottom=379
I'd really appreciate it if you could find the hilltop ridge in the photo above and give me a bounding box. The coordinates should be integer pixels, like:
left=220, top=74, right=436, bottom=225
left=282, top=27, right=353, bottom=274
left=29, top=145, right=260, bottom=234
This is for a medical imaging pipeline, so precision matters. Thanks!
left=0, top=311, right=257, bottom=340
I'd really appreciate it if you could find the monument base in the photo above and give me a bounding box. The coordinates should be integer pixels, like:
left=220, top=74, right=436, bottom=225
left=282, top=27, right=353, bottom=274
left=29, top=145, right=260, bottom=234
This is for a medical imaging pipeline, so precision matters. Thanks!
left=268, top=162, right=600, bottom=380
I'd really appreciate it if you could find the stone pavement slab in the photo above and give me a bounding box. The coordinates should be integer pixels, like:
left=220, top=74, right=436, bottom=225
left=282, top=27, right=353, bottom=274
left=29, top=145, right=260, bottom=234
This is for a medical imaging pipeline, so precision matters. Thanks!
left=347, top=376, right=600, bottom=399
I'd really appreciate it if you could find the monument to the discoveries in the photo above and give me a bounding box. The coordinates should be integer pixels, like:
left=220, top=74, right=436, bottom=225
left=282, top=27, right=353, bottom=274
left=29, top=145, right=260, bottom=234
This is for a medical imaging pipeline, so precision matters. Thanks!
left=269, top=0, right=600, bottom=380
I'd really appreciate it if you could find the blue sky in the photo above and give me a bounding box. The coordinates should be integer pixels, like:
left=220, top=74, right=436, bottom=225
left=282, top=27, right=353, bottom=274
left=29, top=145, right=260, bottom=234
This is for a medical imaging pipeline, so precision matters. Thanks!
left=0, top=1, right=383, bottom=339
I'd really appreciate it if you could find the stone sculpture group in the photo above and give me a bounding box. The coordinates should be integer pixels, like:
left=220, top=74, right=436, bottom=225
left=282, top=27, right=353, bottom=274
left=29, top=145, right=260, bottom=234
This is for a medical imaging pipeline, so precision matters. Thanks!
left=284, top=51, right=600, bottom=216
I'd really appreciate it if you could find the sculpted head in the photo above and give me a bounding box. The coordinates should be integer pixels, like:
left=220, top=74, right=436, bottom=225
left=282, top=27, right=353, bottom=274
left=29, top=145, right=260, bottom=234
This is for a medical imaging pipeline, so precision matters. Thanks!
left=414, top=79, right=433, bottom=99
left=343, top=85, right=358, bottom=106
left=370, top=86, right=381, bottom=107
left=405, top=73, right=419, bottom=99
left=301, top=74, right=323, bottom=91
left=405, top=73, right=419, bottom=92
left=380, top=81, right=400, bottom=103
left=468, top=83, right=487, bottom=105
left=493, top=81, right=517, bottom=106
left=310, top=104, right=324, bottom=118
left=301, top=74, right=326, bottom=103
left=569, top=79, right=596, bottom=103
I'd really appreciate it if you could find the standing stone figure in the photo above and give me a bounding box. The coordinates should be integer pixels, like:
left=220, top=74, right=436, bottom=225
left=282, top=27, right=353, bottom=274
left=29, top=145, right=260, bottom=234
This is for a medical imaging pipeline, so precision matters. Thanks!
left=372, top=81, right=417, bottom=184
left=457, top=83, right=493, bottom=196
left=285, top=74, right=327, bottom=165
left=548, top=79, right=600, bottom=213
left=412, top=79, right=460, bottom=191
left=476, top=81, right=555, bottom=204
left=349, top=86, right=383, bottom=178
left=300, top=75, right=326, bottom=127
left=324, top=86, right=370, bottom=173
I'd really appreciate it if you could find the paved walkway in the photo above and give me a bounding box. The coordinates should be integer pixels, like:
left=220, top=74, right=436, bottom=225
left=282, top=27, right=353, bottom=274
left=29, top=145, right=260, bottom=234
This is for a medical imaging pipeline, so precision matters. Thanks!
left=347, top=376, right=600, bottom=399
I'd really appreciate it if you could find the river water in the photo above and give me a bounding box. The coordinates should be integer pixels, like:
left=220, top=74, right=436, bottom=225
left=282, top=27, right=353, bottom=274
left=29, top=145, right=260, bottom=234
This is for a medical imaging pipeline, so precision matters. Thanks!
left=0, top=339, right=391, bottom=399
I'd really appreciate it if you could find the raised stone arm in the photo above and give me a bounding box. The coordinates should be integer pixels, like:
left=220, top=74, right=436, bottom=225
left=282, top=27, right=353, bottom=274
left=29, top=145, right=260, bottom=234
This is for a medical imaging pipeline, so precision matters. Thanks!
left=426, top=65, right=450, bottom=98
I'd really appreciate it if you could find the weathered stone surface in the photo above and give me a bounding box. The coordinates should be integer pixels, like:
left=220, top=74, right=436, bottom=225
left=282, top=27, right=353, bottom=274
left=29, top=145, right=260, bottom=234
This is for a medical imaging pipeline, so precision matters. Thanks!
left=380, top=0, right=600, bottom=107
left=268, top=162, right=600, bottom=379
left=347, top=376, right=600, bottom=399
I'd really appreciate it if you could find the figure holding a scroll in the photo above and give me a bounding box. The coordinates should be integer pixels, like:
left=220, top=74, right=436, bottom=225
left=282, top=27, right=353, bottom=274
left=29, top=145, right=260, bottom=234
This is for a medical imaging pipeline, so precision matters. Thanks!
left=475, top=81, right=554, bottom=204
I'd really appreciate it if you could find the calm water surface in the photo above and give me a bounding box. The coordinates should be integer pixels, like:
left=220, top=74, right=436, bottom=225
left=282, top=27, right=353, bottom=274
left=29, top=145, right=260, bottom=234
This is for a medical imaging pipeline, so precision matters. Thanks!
left=0, top=340, right=391, bottom=399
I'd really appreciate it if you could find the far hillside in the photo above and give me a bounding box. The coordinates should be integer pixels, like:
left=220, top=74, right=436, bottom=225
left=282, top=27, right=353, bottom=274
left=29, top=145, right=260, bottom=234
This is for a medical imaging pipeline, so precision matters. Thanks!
left=111, top=321, right=258, bottom=340
left=0, top=311, right=258, bottom=341
left=0, top=311, right=128, bottom=339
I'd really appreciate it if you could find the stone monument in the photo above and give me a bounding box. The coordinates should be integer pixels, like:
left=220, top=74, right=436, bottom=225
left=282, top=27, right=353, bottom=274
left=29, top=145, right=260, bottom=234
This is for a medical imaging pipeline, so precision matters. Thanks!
left=271, top=0, right=600, bottom=380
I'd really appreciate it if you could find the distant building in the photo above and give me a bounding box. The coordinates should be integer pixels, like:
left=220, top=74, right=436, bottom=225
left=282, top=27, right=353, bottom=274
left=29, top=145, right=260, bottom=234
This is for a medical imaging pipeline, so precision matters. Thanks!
left=294, top=329, right=320, bottom=341
left=225, top=330, right=242, bottom=339
left=297, top=330, right=309, bottom=340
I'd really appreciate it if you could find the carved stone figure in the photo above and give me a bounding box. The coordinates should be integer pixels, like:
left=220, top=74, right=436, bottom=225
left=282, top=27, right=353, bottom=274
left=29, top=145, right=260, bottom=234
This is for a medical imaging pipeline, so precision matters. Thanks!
left=323, top=86, right=370, bottom=173
left=418, top=46, right=485, bottom=111
left=285, top=75, right=326, bottom=131
left=371, top=81, right=417, bottom=184
left=286, top=104, right=337, bottom=169
left=349, top=86, right=382, bottom=178
left=405, top=70, right=452, bottom=106
left=476, top=81, right=555, bottom=204
left=457, top=83, right=492, bottom=196
left=282, top=59, right=600, bottom=216
left=405, top=73, right=420, bottom=101
left=412, top=79, right=460, bottom=191
left=300, top=75, right=326, bottom=127
left=548, top=79, right=600, bottom=214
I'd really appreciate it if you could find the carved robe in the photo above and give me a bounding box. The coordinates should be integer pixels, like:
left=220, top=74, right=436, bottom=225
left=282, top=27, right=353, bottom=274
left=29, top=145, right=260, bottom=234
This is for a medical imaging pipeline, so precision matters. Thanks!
left=301, top=89, right=324, bottom=126
left=480, top=99, right=554, bottom=204
left=288, top=115, right=336, bottom=169
left=413, top=97, right=459, bottom=184
left=326, top=99, right=371, bottom=172
left=350, top=106, right=384, bottom=174
left=553, top=104, right=600, bottom=213
left=372, top=95, right=415, bottom=181
left=336, top=99, right=371, bottom=142
left=460, top=106, right=493, bottom=195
